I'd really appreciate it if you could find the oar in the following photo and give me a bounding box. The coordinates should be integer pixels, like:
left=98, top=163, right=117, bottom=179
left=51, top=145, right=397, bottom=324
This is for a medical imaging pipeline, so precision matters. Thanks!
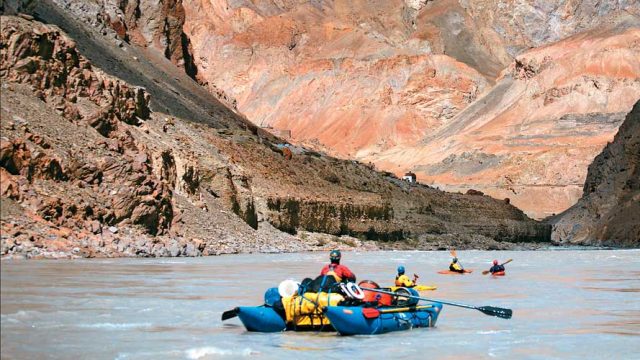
left=482, top=259, right=513, bottom=275
left=450, top=249, right=466, bottom=271
left=221, top=307, right=240, bottom=321
left=362, top=287, right=512, bottom=319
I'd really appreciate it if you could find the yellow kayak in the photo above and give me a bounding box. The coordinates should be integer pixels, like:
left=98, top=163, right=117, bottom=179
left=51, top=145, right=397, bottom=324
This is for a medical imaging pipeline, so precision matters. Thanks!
left=389, top=285, right=437, bottom=291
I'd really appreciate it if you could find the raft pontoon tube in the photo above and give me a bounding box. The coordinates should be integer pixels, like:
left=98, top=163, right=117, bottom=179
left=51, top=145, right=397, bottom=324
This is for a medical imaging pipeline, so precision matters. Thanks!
left=324, top=302, right=443, bottom=335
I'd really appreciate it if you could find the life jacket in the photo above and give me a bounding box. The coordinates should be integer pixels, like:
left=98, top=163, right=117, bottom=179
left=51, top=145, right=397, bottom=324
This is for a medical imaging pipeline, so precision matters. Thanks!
left=395, top=274, right=415, bottom=287
left=325, top=264, right=342, bottom=282
left=450, top=262, right=463, bottom=271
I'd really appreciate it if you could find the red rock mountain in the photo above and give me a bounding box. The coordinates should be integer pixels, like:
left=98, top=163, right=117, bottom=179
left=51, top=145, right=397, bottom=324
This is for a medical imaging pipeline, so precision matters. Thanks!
left=180, top=0, right=640, bottom=219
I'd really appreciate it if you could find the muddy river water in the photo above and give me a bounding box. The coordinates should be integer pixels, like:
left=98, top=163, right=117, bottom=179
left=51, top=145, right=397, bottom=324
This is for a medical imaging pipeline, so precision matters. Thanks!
left=1, top=250, right=639, bottom=359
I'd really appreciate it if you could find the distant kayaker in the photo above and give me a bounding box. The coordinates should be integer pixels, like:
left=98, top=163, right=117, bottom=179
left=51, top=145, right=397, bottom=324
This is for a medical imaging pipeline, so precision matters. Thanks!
left=320, top=250, right=356, bottom=283
left=449, top=258, right=465, bottom=273
left=395, top=266, right=417, bottom=287
left=489, top=260, right=505, bottom=274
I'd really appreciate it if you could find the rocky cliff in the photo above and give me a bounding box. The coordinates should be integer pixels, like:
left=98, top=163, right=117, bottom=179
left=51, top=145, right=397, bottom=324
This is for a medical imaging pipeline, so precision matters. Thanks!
left=0, top=9, right=550, bottom=259
left=176, top=0, right=640, bottom=218
left=549, top=101, right=640, bottom=248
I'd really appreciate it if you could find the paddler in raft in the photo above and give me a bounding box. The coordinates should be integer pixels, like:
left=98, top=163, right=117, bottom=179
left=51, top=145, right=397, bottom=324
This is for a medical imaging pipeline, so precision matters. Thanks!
left=488, top=260, right=505, bottom=274
left=320, top=249, right=356, bottom=283
left=395, top=265, right=418, bottom=288
left=449, top=257, right=465, bottom=273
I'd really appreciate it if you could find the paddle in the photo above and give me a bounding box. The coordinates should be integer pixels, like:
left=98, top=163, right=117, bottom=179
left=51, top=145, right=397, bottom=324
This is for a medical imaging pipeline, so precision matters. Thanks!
left=221, top=307, right=240, bottom=321
left=450, top=249, right=465, bottom=272
left=361, top=287, right=513, bottom=319
left=482, top=259, right=513, bottom=275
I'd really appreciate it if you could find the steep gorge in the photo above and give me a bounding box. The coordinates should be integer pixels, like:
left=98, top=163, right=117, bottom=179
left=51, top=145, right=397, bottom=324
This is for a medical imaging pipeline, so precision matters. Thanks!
left=177, top=0, right=640, bottom=219
left=0, top=5, right=549, bottom=259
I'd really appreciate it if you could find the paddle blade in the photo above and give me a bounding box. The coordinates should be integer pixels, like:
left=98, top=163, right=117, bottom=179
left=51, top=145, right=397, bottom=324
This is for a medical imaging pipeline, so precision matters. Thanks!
left=502, top=259, right=513, bottom=266
left=450, top=249, right=457, bottom=258
left=221, top=307, right=239, bottom=321
left=478, top=306, right=512, bottom=319
left=482, top=270, right=490, bottom=275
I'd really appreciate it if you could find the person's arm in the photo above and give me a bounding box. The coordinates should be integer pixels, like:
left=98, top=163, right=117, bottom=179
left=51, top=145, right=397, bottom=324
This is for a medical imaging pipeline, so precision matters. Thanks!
left=341, top=266, right=356, bottom=282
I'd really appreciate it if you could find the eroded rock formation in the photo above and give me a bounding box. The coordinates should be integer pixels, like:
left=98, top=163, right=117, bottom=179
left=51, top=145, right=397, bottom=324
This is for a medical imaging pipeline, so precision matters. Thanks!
left=1, top=14, right=550, bottom=258
left=549, top=101, right=640, bottom=247
left=178, top=0, right=640, bottom=218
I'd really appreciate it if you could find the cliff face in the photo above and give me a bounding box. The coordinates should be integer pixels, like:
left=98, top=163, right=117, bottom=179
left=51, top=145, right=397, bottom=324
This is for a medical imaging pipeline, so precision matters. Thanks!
left=375, top=21, right=640, bottom=218
left=0, top=10, right=549, bottom=259
left=47, top=0, right=198, bottom=79
left=549, top=101, right=640, bottom=248
left=178, top=0, right=640, bottom=218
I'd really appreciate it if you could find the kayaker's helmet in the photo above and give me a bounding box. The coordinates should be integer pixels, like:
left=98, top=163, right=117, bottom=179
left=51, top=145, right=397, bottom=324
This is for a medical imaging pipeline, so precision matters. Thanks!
left=330, top=249, right=341, bottom=263
left=397, top=265, right=405, bottom=274
left=493, top=260, right=499, bottom=265
left=452, top=258, right=458, bottom=263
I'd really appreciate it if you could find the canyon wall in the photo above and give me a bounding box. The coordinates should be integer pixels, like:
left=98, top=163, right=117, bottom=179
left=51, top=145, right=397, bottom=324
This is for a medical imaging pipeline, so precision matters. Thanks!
left=179, top=0, right=640, bottom=218
left=0, top=9, right=550, bottom=258
left=549, top=100, right=640, bottom=247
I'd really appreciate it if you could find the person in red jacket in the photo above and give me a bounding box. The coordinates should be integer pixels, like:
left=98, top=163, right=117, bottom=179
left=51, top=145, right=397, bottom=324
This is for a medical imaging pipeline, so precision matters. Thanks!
left=320, top=250, right=356, bottom=283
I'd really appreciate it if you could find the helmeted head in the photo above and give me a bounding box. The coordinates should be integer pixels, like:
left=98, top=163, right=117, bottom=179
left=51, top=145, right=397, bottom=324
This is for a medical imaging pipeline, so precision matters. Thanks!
left=397, top=265, right=405, bottom=274
left=452, top=257, right=458, bottom=263
left=493, top=260, right=498, bottom=265
left=329, top=249, right=341, bottom=263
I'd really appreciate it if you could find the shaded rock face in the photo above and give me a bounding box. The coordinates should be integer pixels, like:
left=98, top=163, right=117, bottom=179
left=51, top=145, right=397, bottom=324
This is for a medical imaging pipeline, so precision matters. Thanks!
left=0, top=17, right=151, bottom=136
left=179, top=0, right=640, bottom=218
left=1, top=14, right=550, bottom=259
left=47, top=0, right=198, bottom=79
left=549, top=101, right=640, bottom=247
left=0, top=16, right=171, bottom=237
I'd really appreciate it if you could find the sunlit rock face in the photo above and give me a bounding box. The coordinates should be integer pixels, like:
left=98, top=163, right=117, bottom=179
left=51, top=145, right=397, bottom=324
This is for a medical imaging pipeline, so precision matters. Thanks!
left=182, top=0, right=640, bottom=218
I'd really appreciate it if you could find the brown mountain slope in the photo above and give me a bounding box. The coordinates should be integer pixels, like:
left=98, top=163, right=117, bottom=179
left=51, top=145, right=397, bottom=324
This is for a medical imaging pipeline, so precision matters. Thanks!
left=549, top=100, right=640, bottom=248
left=173, top=0, right=640, bottom=218
left=0, top=10, right=549, bottom=259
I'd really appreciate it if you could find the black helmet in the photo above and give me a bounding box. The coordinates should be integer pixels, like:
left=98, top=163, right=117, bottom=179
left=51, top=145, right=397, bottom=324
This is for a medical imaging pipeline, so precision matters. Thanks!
left=330, top=249, right=341, bottom=261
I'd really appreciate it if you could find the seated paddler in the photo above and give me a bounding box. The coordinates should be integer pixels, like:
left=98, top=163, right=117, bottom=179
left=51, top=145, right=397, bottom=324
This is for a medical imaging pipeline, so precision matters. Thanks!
left=320, top=250, right=356, bottom=283
left=394, top=265, right=417, bottom=287
left=449, top=257, right=465, bottom=273
left=489, top=260, right=505, bottom=274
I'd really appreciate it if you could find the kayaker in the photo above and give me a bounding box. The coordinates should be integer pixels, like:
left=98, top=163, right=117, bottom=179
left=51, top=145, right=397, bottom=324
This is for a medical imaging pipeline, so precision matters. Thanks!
left=395, top=266, right=417, bottom=287
left=449, top=257, right=465, bottom=273
left=489, top=260, right=505, bottom=274
left=320, top=250, right=356, bottom=283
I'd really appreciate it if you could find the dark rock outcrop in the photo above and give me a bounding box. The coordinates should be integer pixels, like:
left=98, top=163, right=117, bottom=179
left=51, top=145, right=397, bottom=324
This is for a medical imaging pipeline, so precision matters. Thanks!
left=549, top=101, right=640, bottom=247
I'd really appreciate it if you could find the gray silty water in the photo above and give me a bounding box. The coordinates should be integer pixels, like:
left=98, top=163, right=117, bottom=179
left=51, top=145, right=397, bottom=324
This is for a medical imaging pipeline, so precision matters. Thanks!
left=1, top=250, right=639, bottom=359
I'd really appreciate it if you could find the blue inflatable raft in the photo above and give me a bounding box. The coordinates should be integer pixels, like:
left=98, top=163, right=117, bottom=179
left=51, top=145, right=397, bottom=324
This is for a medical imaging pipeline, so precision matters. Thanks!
left=235, top=306, right=287, bottom=332
left=324, top=303, right=443, bottom=335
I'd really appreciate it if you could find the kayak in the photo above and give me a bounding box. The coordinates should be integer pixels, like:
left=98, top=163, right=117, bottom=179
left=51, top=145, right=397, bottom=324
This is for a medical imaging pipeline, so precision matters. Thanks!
left=390, top=285, right=437, bottom=291
left=324, top=302, right=443, bottom=335
left=491, top=271, right=505, bottom=276
left=437, top=269, right=473, bottom=275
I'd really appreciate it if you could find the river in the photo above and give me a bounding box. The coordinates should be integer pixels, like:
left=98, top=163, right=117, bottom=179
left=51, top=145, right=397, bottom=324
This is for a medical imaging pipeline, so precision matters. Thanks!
left=1, top=250, right=639, bottom=359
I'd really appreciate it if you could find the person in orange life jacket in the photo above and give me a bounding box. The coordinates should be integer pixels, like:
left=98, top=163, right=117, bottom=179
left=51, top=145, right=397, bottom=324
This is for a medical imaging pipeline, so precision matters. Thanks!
left=449, top=257, right=465, bottom=273
left=489, top=260, right=505, bottom=274
left=320, top=250, right=356, bottom=283
left=395, top=265, right=418, bottom=287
